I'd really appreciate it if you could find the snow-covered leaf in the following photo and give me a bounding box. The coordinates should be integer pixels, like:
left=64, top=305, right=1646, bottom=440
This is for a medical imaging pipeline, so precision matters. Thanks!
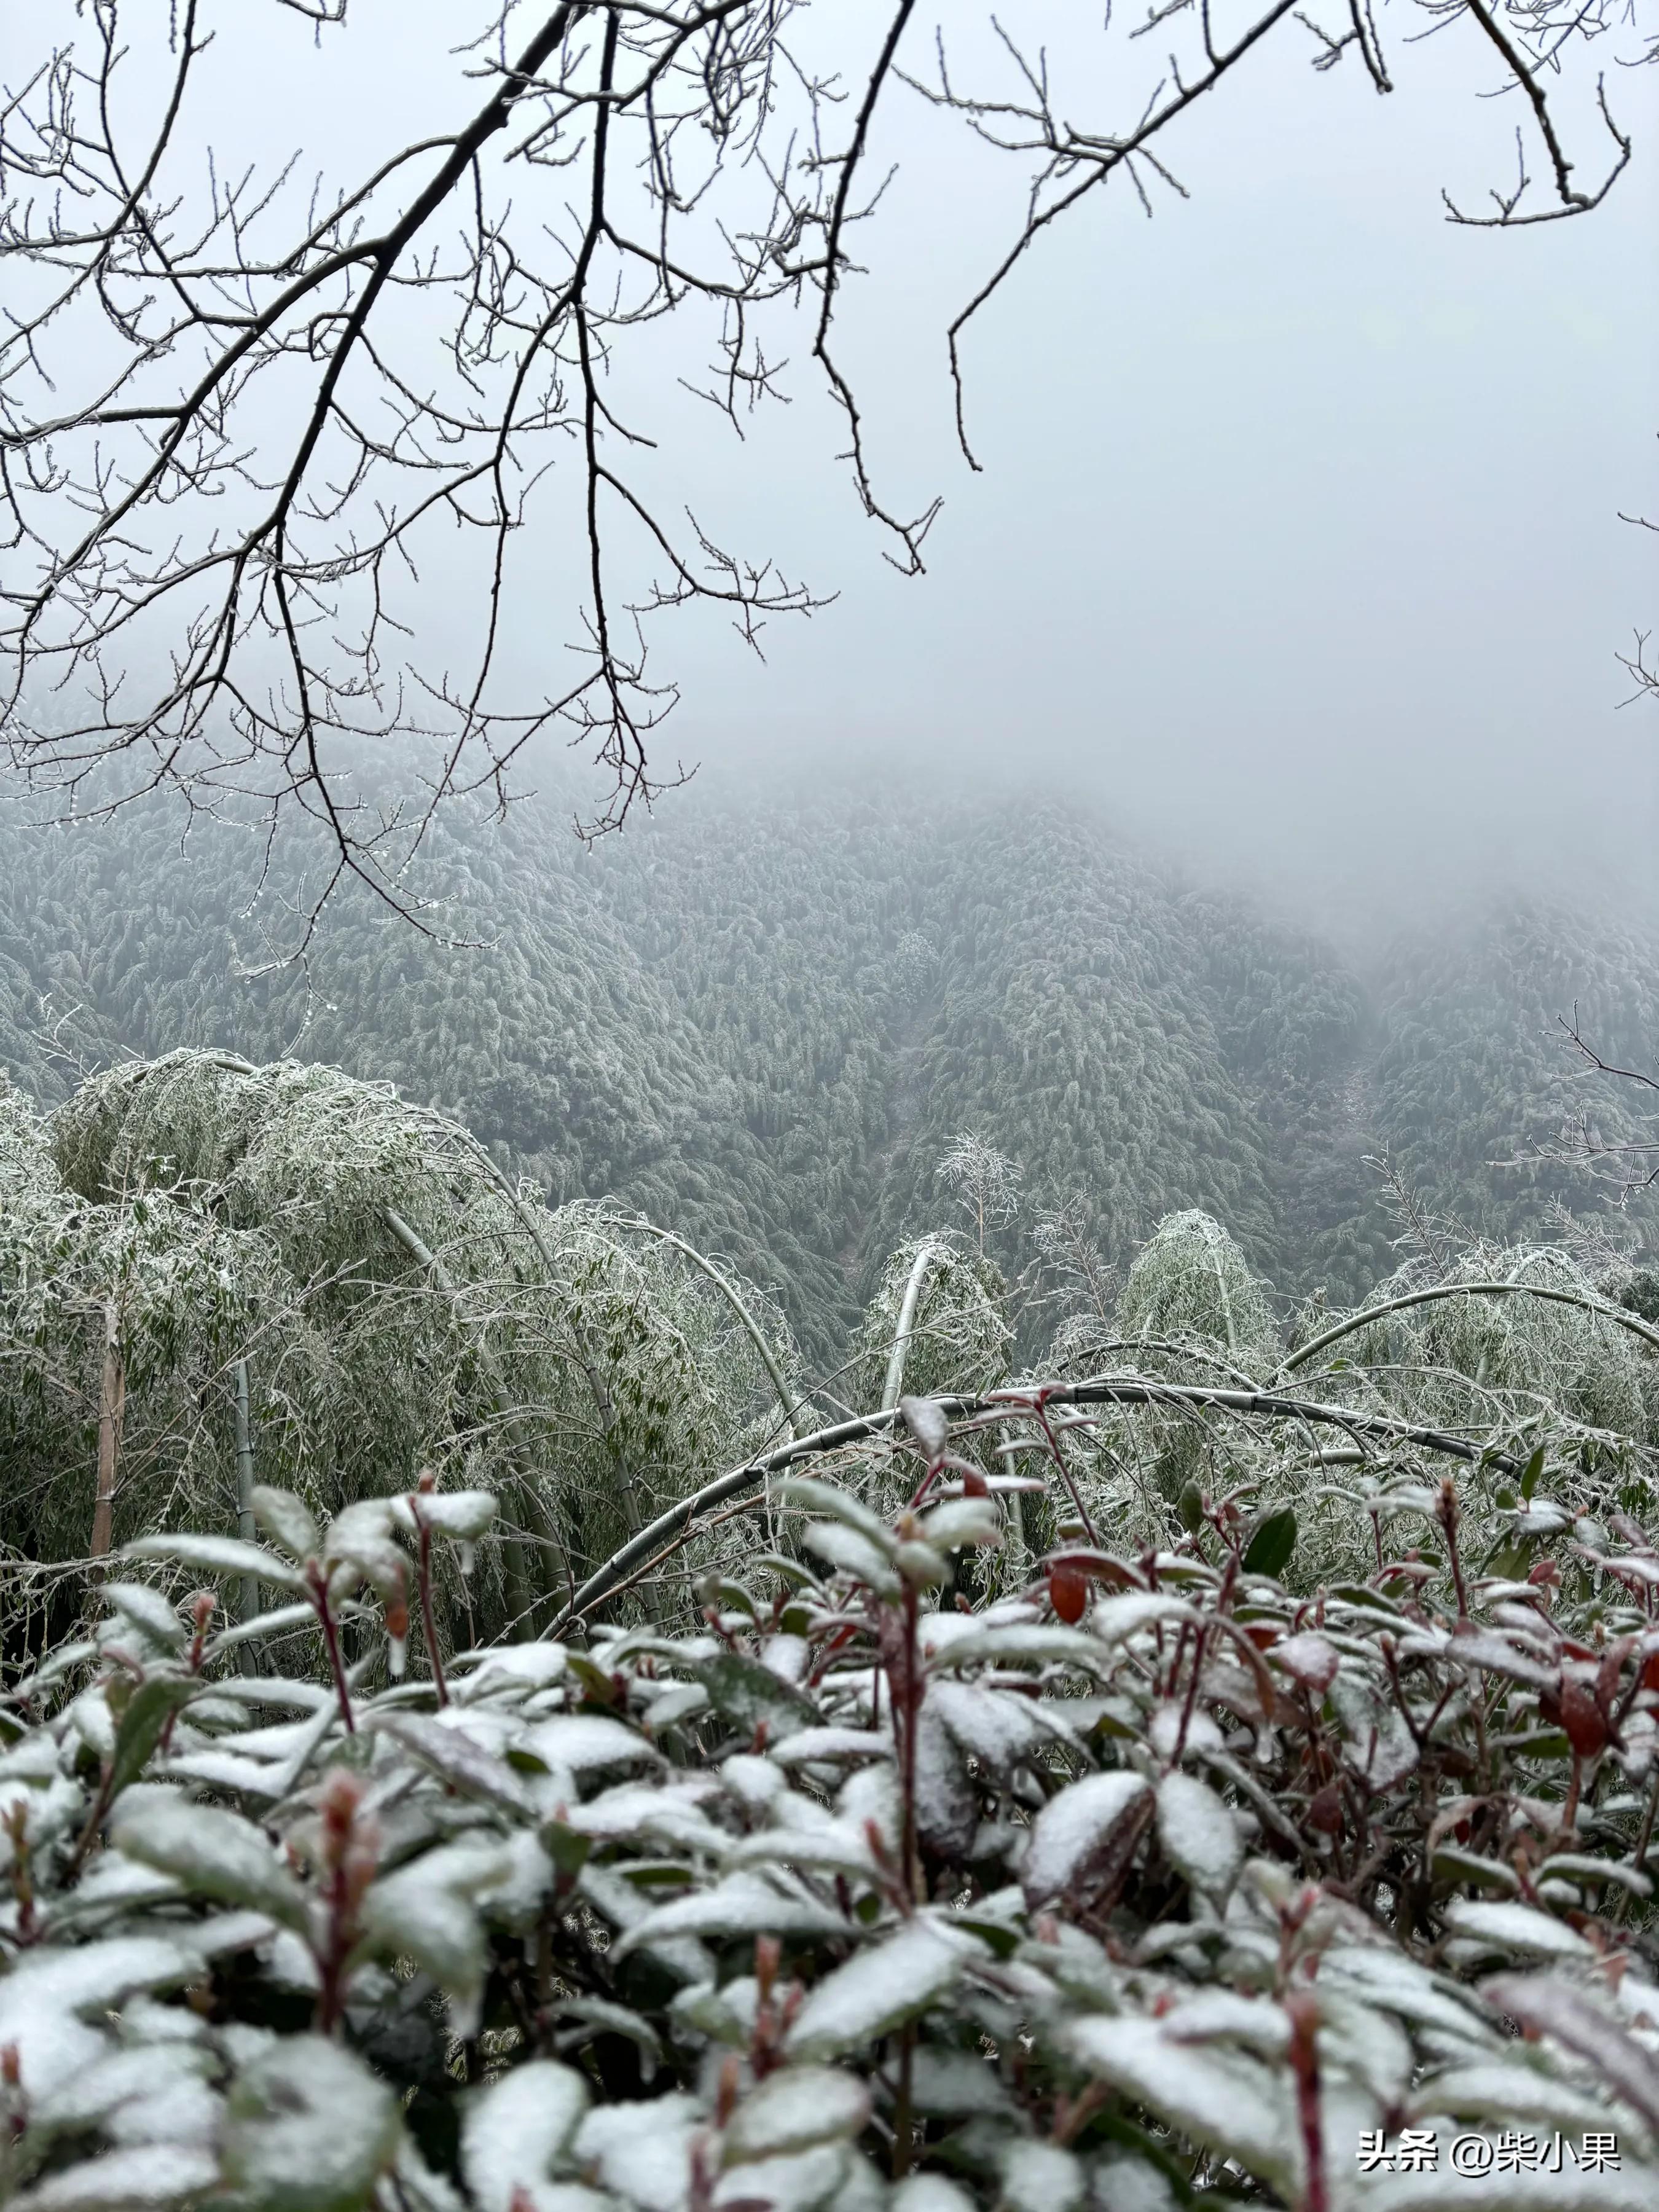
left=1327, top=1665, right=1419, bottom=1792
left=517, top=1714, right=662, bottom=1778
left=722, top=2066, right=870, bottom=2165
left=1089, top=1593, right=1198, bottom=1647
left=916, top=1499, right=1001, bottom=1553
left=801, top=1522, right=900, bottom=1595
left=786, top=1919, right=971, bottom=2058
left=451, top=1644, right=568, bottom=1698
left=461, top=2060, right=589, bottom=2212
left=895, top=1537, right=947, bottom=1589
left=1408, top=2060, right=1617, bottom=2135
left=322, top=1499, right=404, bottom=1596
left=1156, top=1770, right=1243, bottom=1897
left=1319, top=1947, right=1497, bottom=2047
left=6, top=2143, right=221, bottom=2212
left=769, top=1727, right=892, bottom=1769
left=1160, top=1991, right=1290, bottom=2056
left=927, top=1680, right=1052, bottom=1778
left=250, top=1486, right=323, bottom=1565
left=900, top=1397, right=949, bottom=1461
left=98, top=1584, right=186, bottom=1653
left=996, top=2140, right=1083, bottom=2212
left=393, top=1491, right=498, bottom=1542
left=1021, top=1771, right=1154, bottom=1911
left=913, top=1699, right=978, bottom=1859
left=572, top=2092, right=702, bottom=2212
left=111, top=1794, right=308, bottom=1929
left=1483, top=1972, right=1659, bottom=2133
left=775, top=1480, right=896, bottom=1556
left=1062, top=2015, right=1293, bottom=2195
left=890, top=2180, right=975, bottom=2212
left=363, top=1841, right=511, bottom=2003
left=925, top=1623, right=1104, bottom=1673
left=1147, top=1702, right=1223, bottom=1761
left=220, top=2036, right=401, bottom=2211
left=1271, top=1633, right=1340, bottom=1692
left=120, top=1534, right=306, bottom=1594
left=613, top=1872, right=852, bottom=1957
left=1441, top=1899, right=1594, bottom=1958
left=369, top=1711, right=536, bottom=1817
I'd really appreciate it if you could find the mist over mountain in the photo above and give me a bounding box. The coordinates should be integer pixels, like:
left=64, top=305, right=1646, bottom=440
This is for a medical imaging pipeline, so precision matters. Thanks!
left=4, top=774, right=1655, bottom=1378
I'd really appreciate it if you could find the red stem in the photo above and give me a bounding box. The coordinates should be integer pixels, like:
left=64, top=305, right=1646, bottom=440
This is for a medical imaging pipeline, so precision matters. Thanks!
left=311, top=1569, right=356, bottom=1735
left=900, top=1583, right=919, bottom=1901
left=1288, top=1994, right=1327, bottom=2212
left=412, top=1505, right=448, bottom=1708
left=1027, top=1392, right=1100, bottom=1547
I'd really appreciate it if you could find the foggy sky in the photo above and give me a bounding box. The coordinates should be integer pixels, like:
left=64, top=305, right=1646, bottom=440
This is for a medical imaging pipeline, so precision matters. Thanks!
left=16, top=3, right=1659, bottom=941
left=642, top=8, right=1659, bottom=933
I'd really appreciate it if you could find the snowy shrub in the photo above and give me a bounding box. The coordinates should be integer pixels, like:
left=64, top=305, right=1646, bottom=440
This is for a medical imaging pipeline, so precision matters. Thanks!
left=0, top=1054, right=806, bottom=1654
left=8, top=1402, right=1659, bottom=2211
left=1116, top=1214, right=1276, bottom=1369
left=849, top=1239, right=1013, bottom=1413
left=1284, top=1241, right=1658, bottom=1446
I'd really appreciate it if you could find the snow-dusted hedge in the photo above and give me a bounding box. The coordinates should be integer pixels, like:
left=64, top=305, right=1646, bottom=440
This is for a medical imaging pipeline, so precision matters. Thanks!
left=7, top=1403, right=1659, bottom=2211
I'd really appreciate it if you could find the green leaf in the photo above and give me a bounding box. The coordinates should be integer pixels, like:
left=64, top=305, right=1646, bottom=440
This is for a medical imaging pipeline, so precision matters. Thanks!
left=107, top=1676, right=198, bottom=1799
left=755, top=1552, right=821, bottom=1592
left=1483, top=1541, right=1536, bottom=1582
left=1242, top=1508, right=1296, bottom=1579
left=1520, top=1445, right=1546, bottom=1502
left=694, top=1651, right=817, bottom=1737
left=776, top=1477, right=897, bottom=1556
left=542, top=1820, right=594, bottom=1880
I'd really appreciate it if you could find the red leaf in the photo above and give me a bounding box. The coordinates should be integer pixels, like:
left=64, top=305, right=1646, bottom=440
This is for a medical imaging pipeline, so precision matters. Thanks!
left=1049, top=1564, right=1088, bottom=1625
left=1559, top=1678, right=1607, bottom=1759
left=1308, top=1783, right=1344, bottom=1835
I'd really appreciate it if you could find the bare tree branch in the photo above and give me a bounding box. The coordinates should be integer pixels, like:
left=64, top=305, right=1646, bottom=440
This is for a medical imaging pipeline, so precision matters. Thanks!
left=2, top=0, right=1646, bottom=944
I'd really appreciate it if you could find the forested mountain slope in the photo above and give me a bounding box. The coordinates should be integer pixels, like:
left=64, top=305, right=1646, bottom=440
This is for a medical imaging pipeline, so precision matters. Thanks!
left=1, top=780, right=1655, bottom=1369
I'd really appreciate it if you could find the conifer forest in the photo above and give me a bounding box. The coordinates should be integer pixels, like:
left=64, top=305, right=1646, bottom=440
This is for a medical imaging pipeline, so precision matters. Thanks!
left=5, top=4, right=1659, bottom=2211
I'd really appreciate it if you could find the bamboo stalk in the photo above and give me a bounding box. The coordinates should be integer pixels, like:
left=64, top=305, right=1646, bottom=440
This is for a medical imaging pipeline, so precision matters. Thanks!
left=90, top=1301, right=125, bottom=1562
left=624, top=1217, right=809, bottom=1440
left=547, top=1373, right=1535, bottom=1636
left=233, top=1357, right=259, bottom=1674
left=1273, top=1277, right=1659, bottom=1383
left=882, top=1241, right=941, bottom=1411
